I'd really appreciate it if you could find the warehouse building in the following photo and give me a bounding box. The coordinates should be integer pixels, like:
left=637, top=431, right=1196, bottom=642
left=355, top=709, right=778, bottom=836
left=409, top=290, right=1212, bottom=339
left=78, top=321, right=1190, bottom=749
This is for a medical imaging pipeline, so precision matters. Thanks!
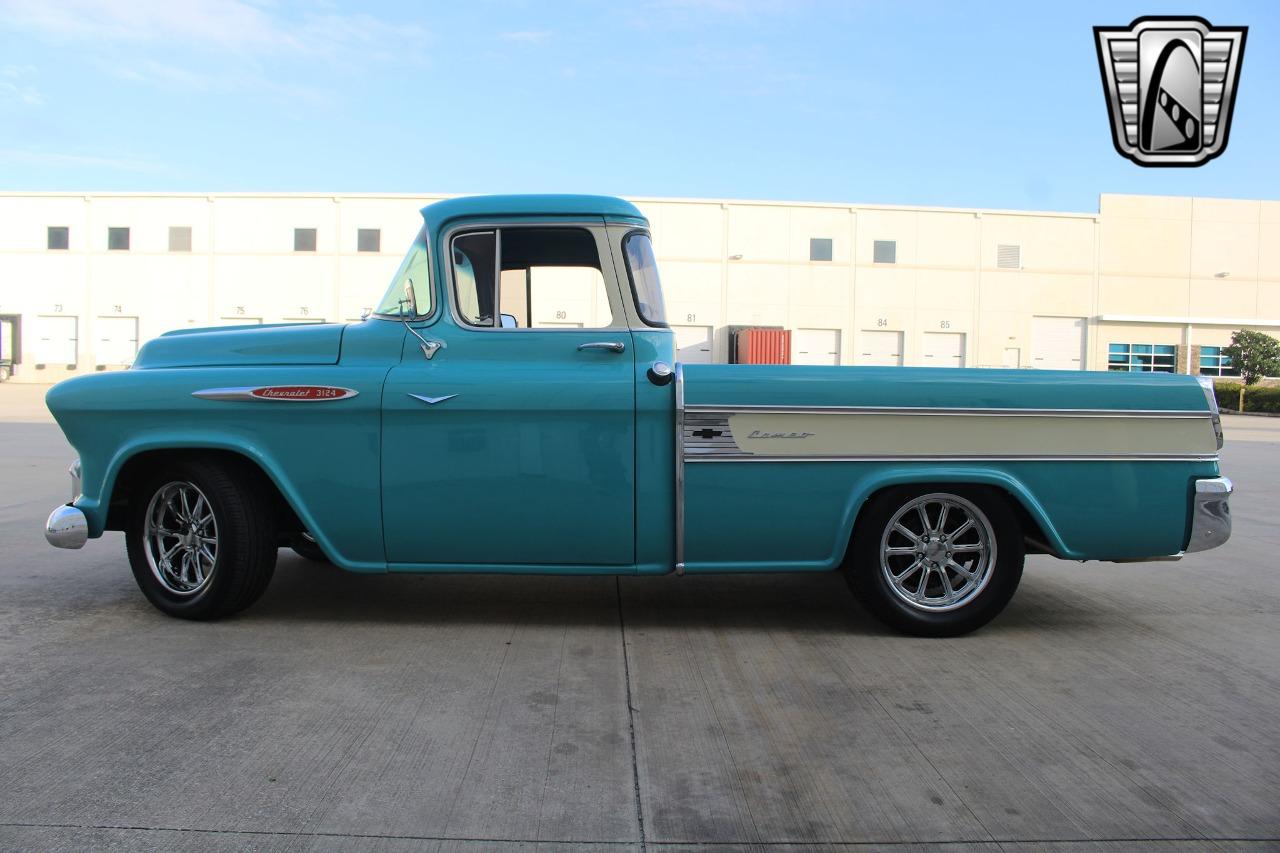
left=0, top=191, right=1276, bottom=382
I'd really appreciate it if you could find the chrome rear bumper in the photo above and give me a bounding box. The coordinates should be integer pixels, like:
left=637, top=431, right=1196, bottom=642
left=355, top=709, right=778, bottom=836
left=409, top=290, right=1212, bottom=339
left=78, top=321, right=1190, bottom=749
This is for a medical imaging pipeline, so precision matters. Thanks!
left=1187, top=476, right=1232, bottom=553
left=46, top=504, right=88, bottom=549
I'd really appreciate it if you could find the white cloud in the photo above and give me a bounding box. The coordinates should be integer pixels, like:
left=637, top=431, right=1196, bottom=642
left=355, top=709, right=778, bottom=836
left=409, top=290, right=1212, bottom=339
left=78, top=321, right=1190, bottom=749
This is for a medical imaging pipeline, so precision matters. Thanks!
left=0, top=64, right=41, bottom=104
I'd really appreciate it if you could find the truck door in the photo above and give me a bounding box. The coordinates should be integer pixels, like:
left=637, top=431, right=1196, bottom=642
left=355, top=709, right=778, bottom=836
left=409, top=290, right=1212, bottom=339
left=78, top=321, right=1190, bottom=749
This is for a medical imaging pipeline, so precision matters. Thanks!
left=381, top=224, right=637, bottom=568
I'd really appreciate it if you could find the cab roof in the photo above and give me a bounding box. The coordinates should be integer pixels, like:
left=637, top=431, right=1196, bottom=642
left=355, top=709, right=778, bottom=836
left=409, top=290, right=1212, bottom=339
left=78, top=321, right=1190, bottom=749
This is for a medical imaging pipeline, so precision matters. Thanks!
left=420, top=194, right=647, bottom=231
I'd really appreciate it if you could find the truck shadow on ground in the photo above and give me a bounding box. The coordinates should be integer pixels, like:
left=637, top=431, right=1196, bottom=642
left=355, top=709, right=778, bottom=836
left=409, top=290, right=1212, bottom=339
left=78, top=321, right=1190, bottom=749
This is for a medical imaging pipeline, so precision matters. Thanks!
left=235, top=555, right=1105, bottom=637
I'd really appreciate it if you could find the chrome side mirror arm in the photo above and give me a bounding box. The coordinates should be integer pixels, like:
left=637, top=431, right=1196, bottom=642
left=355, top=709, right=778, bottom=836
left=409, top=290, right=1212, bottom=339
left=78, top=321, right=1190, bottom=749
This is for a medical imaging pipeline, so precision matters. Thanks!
left=403, top=320, right=444, bottom=359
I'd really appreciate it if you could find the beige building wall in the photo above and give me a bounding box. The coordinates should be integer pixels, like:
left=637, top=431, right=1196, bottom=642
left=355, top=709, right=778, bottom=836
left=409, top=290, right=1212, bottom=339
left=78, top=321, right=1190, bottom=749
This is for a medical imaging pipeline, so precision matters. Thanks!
left=0, top=191, right=1277, bottom=382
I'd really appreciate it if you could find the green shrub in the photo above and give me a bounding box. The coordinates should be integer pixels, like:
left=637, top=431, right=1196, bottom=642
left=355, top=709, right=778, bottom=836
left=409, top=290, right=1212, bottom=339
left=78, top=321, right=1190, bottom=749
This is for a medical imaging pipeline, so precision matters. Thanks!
left=1212, top=381, right=1280, bottom=413
left=1214, top=382, right=1241, bottom=410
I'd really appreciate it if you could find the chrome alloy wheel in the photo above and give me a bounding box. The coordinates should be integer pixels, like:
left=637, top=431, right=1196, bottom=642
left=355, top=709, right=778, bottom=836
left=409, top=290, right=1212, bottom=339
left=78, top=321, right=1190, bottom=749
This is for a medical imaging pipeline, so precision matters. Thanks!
left=143, top=481, right=218, bottom=596
left=879, top=493, right=996, bottom=613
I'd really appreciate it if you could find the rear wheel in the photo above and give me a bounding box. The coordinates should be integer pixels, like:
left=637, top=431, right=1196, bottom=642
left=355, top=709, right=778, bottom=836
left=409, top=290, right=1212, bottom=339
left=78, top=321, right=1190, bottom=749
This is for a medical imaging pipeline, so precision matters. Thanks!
left=846, top=486, right=1024, bottom=636
left=125, top=458, right=277, bottom=619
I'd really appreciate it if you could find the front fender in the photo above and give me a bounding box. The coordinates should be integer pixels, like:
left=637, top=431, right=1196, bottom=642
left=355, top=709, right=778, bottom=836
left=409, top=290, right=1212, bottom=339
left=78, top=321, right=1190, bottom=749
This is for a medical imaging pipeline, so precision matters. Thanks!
left=47, top=365, right=391, bottom=573
left=83, top=434, right=385, bottom=573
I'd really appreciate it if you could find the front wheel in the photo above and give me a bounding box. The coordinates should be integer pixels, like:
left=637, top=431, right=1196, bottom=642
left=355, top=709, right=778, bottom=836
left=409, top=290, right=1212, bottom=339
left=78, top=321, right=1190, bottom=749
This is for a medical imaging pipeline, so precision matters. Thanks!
left=125, top=458, right=277, bottom=620
left=846, top=486, right=1024, bottom=637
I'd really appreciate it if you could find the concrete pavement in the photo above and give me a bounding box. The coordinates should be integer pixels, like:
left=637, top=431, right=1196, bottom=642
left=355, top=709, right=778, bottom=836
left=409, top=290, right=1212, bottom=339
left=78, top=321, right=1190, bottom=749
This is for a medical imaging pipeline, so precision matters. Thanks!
left=0, top=387, right=1277, bottom=851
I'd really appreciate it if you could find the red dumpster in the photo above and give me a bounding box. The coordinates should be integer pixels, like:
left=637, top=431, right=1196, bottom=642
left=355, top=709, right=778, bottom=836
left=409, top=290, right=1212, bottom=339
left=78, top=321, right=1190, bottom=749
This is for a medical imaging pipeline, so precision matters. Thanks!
left=736, top=328, right=791, bottom=364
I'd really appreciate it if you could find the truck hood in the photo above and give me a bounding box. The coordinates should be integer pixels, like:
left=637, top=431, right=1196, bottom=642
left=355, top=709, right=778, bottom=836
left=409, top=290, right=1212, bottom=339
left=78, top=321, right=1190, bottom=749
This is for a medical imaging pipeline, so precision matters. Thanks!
left=132, top=323, right=345, bottom=369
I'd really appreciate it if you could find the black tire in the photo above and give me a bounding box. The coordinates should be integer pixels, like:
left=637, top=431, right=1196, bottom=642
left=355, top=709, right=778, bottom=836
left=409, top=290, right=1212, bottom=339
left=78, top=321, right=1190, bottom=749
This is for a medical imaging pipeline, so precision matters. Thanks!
left=125, top=458, right=277, bottom=620
left=845, top=485, right=1024, bottom=637
left=289, top=533, right=329, bottom=563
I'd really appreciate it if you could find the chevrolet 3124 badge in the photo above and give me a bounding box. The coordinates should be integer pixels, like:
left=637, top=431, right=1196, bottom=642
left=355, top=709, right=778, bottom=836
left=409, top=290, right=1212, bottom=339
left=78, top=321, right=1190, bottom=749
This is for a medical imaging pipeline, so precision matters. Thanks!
left=43, top=195, right=1233, bottom=636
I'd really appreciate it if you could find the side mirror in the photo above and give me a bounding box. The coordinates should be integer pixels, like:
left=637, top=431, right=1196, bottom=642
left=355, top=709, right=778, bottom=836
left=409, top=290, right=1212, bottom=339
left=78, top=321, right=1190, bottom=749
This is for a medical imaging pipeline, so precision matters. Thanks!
left=500, top=313, right=518, bottom=329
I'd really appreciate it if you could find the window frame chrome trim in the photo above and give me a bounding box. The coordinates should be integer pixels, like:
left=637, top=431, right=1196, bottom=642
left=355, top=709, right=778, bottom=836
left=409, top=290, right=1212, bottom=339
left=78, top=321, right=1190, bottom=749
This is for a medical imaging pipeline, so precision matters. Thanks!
left=440, top=218, right=632, bottom=333
left=370, top=225, right=438, bottom=323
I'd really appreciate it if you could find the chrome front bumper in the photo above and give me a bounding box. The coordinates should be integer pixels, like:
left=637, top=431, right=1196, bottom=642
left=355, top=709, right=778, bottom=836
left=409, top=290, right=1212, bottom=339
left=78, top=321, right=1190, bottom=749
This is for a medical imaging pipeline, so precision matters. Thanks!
left=46, top=504, right=88, bottom=549
left=1187, top=476, right=1232, bottom=553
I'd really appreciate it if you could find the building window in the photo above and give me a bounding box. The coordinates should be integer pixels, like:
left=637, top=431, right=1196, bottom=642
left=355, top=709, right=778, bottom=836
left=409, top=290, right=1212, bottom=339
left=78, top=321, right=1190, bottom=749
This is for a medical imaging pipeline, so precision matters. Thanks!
left=1199, top=345, right=1238, bottom=377
left=168, top=226, right=192, bottom=252
left=47, top=226, right=69, bottom=250
left=809, top=237, right=832, bottom=262
left=107, top=227, right=130, bottom=251
left=873, top=239, right=896, bottom=264
left=997, top=244, right=1021, bottom=269
left=294, top=228, right=317, bottom=252
left=1108, top=343, right=1176, bottom=373
left=357, top=228, right=381, bottom=253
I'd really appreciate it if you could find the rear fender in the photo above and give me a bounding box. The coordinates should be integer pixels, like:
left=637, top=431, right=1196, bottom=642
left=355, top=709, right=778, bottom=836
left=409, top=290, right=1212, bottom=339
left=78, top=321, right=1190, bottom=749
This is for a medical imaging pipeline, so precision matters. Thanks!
left=835, top=466, right=1072, bottom=560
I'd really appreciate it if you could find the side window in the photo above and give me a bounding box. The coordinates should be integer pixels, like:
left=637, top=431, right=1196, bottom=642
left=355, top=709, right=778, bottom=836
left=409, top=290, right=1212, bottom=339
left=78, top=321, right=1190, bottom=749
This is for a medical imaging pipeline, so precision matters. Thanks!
left=452, top=228, right=613, bottom=329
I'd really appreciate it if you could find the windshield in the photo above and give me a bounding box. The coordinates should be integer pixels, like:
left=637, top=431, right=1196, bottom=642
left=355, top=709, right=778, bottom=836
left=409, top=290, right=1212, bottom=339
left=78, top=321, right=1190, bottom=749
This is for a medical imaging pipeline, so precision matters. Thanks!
left=622, top=232, right=668, bottom=326
left=374, top=228, right=432, bottom=318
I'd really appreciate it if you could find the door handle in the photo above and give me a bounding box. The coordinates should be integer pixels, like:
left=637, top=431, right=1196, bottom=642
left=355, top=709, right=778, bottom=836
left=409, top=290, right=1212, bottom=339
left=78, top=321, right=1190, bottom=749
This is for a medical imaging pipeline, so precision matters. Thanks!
left=577, top=341, right=625, bottom=353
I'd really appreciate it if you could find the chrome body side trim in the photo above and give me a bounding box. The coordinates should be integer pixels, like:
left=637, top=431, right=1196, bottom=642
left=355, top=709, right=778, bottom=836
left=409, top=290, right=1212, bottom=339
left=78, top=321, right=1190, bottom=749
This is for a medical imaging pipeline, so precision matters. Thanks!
left=683, top=404, right=1213, bottom=419
left=45, top=504, right=88, bottom=549
left=686, top=453, right=1220, bottom=463
left=192, top=386, right=360, bottom=402
left=1187, top=476, right=1232, bottom=552
left=674, top=363, right=685, bottom=576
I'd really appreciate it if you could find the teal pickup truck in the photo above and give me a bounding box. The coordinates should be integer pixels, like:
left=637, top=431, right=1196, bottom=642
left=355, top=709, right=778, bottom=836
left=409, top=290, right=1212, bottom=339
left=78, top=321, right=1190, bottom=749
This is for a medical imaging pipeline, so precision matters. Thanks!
left=44, top=195, right=1232, bottom=636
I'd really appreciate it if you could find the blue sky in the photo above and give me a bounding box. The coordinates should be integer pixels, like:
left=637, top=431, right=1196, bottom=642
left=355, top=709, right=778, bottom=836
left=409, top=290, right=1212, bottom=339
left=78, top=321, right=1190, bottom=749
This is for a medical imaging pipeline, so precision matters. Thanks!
left=0, top=1, right=1276, bottom=212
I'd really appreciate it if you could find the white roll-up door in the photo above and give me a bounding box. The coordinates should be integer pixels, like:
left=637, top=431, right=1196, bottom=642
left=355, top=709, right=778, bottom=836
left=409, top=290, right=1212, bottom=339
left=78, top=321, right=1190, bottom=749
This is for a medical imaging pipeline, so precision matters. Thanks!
left=792, top=328, right=840, bottom=365
left=1031, top=316, right=1086, bottom=370
left=922, top=332, right=966, bottom=367
left=858, top=330, right=903, bottom=366
left=96, top=316, right=139, bottom=366
left=34, top=316, right=77, bottom=366
left=672, top=324, right=713, bottom=363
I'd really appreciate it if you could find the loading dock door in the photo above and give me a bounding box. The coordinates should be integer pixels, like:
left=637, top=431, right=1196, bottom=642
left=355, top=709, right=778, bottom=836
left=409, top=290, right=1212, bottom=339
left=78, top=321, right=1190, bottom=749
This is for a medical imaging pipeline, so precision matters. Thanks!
left=793, top=328, right=840, bottom=365
left=96, top=316, right=139, bottom=366
left=922, top=332, right=966, bottom=367
left=672, top=324, right=713, bottom=363
left=1031, top=316, right=1086, bottom=370
left=859, top=330, right=903, bottom=366
left=34, top=316, right=78, bottom=367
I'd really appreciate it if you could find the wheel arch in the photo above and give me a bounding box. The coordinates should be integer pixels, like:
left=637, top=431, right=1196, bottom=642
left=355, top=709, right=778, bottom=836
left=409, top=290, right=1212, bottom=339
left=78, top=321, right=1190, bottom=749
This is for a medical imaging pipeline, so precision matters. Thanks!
left=106, top=447, right=303, bottom=538
left=833, top=467, right=1075, bottom=567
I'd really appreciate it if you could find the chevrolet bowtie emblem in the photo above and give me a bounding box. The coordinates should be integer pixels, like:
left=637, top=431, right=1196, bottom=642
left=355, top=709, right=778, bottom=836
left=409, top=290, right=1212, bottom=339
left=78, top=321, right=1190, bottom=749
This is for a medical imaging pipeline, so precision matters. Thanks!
left=1094, top=16, right=1247, bottom=167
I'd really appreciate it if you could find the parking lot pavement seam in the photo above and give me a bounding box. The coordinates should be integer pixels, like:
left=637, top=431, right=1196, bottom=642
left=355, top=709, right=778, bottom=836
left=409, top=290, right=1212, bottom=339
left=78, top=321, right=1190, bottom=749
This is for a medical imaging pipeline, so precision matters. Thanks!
left=616, top=576, right=649, bottom=852
left=2, top=822, right=1277, bottom=848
